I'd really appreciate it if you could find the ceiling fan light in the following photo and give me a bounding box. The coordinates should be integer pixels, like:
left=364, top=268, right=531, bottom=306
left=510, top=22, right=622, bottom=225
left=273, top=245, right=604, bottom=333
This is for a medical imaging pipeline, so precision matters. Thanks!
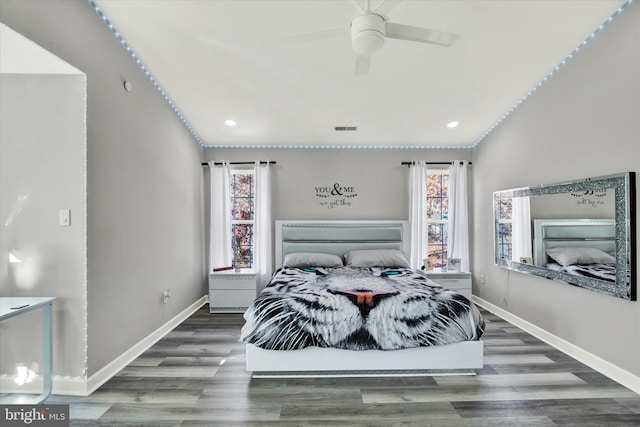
left=352, top=31, right=385, bottom=56
left=351, top=14, right=386, bottom=56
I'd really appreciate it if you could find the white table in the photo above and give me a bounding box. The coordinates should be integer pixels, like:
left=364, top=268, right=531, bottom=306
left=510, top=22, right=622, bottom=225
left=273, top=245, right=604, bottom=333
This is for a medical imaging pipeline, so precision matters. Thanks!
left=0, top=297, right=56, bottom=404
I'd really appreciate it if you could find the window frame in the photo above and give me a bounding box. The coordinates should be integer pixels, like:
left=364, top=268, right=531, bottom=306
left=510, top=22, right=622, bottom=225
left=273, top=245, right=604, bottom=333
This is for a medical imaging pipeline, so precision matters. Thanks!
left=425, top=168, right=449, bottom=269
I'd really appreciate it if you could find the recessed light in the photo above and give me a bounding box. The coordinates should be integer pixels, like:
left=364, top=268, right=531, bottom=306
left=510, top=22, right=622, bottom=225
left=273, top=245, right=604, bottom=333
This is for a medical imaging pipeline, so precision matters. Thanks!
left=447, top=121, right=459, bottom=128
left=224, top=119, right=237, bottom=127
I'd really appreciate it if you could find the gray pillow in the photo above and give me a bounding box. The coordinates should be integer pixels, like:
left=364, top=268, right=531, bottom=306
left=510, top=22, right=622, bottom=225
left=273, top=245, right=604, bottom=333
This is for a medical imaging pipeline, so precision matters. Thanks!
left=283, top=252, right=344, bottom=268
left=546, top=247, right=615, bottom=267
left=344, top=249, right=410, bottom=268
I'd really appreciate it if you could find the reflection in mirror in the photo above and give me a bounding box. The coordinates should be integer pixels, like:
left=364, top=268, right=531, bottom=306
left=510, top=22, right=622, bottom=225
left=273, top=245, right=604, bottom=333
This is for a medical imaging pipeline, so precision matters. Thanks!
left=493, top=172, right=636, bottom=301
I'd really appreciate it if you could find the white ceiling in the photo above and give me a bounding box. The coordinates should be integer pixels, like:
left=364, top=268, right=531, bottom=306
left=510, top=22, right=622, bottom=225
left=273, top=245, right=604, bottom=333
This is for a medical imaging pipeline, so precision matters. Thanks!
left=93, top=0, right=629, bottom=149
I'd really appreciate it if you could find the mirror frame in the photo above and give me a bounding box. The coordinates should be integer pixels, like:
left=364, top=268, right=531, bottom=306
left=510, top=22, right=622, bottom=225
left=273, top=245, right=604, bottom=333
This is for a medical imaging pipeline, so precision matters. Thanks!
left=493, top=172, right=636, bottom=301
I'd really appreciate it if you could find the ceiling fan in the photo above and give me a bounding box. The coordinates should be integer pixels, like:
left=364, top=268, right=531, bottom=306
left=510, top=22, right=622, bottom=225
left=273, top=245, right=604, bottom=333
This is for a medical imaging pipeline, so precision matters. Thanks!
left=281, top=0, right=459, bottom=75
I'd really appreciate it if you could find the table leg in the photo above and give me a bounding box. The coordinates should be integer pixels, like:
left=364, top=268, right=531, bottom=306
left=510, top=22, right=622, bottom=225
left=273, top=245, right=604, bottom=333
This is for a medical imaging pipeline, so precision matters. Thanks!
left=39, top=301, right=53, bottom=403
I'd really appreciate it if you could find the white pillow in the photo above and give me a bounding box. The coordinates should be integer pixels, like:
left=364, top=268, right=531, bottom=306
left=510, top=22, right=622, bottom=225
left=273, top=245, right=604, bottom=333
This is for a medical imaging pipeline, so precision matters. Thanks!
left=344, top=249, right=410, bottom=268
left=282, top=252, right=344, bottom=268
left=545, top=247, right=615, bottom=267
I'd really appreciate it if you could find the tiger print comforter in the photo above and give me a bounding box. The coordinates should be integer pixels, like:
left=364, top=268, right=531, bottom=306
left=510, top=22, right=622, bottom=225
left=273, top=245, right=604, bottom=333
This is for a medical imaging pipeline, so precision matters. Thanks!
left=240, top=267, right=484, bottom=351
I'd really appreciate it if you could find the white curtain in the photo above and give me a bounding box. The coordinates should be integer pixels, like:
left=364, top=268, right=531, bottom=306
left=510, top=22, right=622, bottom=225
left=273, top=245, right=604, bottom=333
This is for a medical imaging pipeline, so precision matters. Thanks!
left=409, top=161, right=427, bottom=269
left=209, top=161, right=232, bottom=271
left=447, top=161, right=470, bottom=272
left=512, top=196, right=532, bottom=262
left=254, top=161, right=273, bottom=292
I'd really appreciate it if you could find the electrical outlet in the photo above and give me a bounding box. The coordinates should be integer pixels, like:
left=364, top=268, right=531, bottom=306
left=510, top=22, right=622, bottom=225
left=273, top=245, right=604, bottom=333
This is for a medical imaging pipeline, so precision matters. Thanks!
left=480, top=274, right=485, bottom=284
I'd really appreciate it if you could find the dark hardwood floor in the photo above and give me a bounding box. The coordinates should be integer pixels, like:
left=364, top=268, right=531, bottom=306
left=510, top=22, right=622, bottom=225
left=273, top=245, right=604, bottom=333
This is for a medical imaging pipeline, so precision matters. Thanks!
left=47, top=306, right=639, bottom=426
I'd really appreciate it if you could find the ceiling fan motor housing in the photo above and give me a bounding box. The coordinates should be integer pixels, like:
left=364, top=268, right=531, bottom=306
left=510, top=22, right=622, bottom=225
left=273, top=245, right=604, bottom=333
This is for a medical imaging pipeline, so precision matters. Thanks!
left=351, top=13, right=385, bottom=56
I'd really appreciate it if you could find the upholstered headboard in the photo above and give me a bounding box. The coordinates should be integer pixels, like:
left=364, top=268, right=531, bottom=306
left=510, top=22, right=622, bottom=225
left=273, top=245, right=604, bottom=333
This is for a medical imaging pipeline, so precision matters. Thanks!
left=533, top=219, right=616, bottom=266
left=275, top=220, right=410, bottom=267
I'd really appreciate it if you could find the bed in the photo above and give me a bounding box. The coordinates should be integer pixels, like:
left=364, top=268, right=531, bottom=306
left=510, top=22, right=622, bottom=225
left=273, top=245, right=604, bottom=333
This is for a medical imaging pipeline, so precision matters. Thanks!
left=241, top=220, right=484, bottom=377
left=533, top=219, right=617, bottom=282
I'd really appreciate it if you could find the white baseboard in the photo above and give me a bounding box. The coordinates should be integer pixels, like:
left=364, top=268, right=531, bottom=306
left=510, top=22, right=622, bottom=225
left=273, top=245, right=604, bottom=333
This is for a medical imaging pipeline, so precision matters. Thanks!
left=85, top=295, right=208, bottom=395
left=473, top=296, right=640, bottom=395
left=0, top=296, right=209, bottom=397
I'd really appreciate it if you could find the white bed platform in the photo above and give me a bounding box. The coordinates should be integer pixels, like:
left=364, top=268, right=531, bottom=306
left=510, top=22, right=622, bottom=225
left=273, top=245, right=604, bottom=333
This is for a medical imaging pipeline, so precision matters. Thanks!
left=245, top=220, right=484, bottom=377
left=246, top=341, right=484, bottom=377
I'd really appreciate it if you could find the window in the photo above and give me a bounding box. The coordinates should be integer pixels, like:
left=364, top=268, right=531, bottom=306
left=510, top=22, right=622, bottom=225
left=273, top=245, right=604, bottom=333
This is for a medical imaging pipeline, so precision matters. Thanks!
left=230, top=170, right=254, bottom=269
left=496, top=198, right=513, bottom=259
left=426, top=170, right=449, bottom=268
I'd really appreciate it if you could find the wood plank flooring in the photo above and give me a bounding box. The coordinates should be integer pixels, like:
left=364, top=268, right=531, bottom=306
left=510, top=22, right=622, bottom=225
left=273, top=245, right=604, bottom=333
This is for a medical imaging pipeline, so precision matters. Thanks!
left=46, top=306, right=639, bottom=426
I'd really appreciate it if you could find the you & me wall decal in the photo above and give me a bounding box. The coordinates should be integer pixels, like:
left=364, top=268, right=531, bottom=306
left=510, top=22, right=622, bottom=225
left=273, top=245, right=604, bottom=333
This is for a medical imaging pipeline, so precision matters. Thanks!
left=315, top=183, right=358, bottom=209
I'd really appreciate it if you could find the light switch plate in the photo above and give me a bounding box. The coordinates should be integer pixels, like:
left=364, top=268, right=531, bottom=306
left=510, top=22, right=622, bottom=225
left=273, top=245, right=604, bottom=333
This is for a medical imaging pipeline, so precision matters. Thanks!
left=59, top=209, right=70, bottom=226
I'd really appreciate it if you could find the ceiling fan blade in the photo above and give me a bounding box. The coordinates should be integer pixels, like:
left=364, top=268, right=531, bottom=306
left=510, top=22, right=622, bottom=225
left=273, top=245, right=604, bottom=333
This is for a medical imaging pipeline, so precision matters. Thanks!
left=280, top=26, right=349, bottom=45
left=355, top=55, right=371, bottom=75
left=372, top=0, right=406, bottom=18
left=385, top=22, right=459, bottom=47
left=350, top=0, right=366, bottom=14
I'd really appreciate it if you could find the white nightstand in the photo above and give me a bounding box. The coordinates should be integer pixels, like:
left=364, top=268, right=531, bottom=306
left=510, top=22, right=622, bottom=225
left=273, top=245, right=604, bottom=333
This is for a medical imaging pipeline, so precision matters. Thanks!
left=209, top=269, right=257, bottom=313
left=418, top=268, right=472, bottom=299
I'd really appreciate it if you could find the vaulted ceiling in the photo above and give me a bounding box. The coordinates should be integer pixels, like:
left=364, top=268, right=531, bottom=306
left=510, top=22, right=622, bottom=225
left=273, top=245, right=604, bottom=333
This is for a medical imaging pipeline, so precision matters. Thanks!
left=93, top=0, right=630, bottom=148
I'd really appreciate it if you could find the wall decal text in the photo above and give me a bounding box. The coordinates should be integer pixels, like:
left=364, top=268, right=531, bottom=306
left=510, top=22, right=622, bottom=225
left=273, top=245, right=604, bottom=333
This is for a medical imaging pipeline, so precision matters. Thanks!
left=315, top=183, right=358, bottom=209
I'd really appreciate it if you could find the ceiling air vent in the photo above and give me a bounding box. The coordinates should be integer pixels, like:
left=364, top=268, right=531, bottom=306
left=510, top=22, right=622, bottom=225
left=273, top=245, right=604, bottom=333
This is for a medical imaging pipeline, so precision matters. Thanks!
left=334, top=126, right=358, bottom=131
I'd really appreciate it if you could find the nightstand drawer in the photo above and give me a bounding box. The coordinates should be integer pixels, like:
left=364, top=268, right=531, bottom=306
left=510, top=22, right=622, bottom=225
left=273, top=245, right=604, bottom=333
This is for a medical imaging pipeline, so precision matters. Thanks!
left=417, top=269, right=472, bottom=299
left=209, top=289, right=256, bottom=310
left=209, top=273, right=256, bottom=290
left=209, top=271, right=257, bottom=313
left=209, top=278, right=256, bottom=290
left=437, top=282, right=472, bottom=300
left=428, top=277, right=470, bottom=288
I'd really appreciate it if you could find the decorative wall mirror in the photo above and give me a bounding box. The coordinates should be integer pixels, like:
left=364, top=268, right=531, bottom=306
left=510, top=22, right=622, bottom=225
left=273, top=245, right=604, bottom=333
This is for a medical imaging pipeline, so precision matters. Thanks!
left=493, top=172, right=636, bottom=301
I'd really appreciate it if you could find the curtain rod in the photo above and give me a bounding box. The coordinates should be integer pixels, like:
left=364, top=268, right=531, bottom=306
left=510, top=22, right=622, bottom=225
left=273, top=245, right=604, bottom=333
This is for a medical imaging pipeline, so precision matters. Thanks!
left=201, top=161, right=276, bottom=166
left=401, top=161, right=472, bottom=166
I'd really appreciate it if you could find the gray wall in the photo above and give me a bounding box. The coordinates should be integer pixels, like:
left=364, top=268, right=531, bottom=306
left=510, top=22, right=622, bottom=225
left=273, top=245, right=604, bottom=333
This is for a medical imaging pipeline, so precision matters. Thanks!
left=205, top=148, right=472, bottom=221
left=0, top=72, right=87, bottom=379
left=1, top=0, right=206, bottom=377
left=473, top=3, right=639, bottom=376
